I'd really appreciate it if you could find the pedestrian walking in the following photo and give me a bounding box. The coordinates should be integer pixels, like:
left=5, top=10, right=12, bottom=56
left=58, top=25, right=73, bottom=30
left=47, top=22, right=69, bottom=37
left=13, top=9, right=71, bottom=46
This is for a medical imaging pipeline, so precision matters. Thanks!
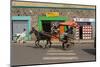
left=16, top=28, right=27, bottom=44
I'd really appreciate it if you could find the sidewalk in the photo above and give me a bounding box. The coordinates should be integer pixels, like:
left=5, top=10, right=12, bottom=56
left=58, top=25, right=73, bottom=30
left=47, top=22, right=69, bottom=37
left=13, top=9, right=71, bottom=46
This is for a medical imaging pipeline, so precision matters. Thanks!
left=26, top=39, right=94, bottom=44
left=11, top=40, right=95, bottom=47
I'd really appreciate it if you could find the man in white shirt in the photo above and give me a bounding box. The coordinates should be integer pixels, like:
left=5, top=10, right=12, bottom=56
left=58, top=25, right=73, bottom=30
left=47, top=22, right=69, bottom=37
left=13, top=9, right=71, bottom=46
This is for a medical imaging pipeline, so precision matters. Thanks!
left=16, top=28, right=27, bottom=44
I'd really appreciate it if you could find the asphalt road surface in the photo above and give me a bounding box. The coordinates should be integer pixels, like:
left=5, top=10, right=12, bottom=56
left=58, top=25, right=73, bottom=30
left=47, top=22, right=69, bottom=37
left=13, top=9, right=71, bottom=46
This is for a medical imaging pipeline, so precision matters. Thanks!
left=11, top=42, right=96, bottom=66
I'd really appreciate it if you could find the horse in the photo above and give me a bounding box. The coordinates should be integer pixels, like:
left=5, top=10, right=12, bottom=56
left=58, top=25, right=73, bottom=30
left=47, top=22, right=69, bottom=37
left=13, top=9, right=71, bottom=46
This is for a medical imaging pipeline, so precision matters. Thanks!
left=29, top=27, right=52, bottom=48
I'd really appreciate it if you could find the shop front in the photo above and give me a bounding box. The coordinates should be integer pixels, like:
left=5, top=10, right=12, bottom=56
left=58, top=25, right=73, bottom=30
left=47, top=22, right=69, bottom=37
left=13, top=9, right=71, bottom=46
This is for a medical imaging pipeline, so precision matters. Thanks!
left=38, top=12, right=69, bottom=40
left=74, top=18, right=95, bottom=40
left=12, top=16, right=31, bottom=41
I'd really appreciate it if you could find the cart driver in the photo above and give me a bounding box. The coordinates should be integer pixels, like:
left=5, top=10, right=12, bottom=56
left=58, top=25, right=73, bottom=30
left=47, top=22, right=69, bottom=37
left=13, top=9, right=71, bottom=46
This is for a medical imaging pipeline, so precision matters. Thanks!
left=51, top=24, right=58, bottom=34
left=62, top=26, right=73, bottom=49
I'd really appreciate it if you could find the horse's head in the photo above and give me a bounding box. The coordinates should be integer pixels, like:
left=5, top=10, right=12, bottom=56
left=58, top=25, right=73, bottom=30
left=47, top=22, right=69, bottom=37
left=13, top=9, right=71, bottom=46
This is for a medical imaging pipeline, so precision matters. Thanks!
left=29, top=27, right=36, bottom=34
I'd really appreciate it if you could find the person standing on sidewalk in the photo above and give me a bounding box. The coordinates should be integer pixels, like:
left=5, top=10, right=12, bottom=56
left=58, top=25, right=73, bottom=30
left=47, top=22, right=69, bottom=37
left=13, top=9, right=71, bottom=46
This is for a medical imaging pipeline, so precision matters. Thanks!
left=16, top=28, right=27, bottom=44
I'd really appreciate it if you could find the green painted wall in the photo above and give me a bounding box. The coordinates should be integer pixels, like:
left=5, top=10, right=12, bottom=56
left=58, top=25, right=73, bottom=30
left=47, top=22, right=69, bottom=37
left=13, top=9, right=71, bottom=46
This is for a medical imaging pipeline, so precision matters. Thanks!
left=38, top=16, right=69, bottom=32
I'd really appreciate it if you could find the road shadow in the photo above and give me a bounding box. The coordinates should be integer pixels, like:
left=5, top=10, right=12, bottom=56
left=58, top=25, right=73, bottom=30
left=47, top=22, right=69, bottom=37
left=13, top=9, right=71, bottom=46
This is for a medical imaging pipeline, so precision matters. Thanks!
left=46, top=45, right=74, bottom=50
left=25, top=44, right=74, bottom=50
left=25, top=45, right=39, bottom=49
left=50, top=45, right=63, bottom=50
left=82, top=49, right=96, bottom=55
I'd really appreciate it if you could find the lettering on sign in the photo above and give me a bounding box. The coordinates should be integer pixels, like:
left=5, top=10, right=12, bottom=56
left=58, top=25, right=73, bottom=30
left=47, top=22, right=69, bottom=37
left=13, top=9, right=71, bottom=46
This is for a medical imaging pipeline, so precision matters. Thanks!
left=46, top=12, right=59, bottom=17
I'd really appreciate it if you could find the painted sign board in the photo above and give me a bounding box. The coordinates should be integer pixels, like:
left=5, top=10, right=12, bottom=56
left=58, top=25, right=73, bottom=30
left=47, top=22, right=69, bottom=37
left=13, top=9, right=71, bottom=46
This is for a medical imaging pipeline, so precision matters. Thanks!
left=46, top=12, right=59, bottom=17
left=73, top=18, right=95, bottom=22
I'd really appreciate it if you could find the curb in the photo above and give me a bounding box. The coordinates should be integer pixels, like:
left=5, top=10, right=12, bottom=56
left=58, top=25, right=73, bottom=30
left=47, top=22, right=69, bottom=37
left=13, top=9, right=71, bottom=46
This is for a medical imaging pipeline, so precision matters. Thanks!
left=12, top=40, right=94, bottom=46
left=25, top=40, right=94, bottom=44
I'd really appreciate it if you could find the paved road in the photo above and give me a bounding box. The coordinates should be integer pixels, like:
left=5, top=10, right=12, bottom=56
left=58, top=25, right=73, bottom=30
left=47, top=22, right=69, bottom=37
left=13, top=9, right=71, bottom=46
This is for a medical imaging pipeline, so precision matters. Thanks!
left=11, top=42, right=96, bottom=66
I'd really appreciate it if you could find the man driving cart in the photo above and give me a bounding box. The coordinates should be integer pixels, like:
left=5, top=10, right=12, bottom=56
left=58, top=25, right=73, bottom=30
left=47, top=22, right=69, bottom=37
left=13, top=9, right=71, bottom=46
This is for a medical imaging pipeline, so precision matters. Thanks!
left=59, top=20, right=78, bottom=50
left=62, top=26, right=73, bottom=49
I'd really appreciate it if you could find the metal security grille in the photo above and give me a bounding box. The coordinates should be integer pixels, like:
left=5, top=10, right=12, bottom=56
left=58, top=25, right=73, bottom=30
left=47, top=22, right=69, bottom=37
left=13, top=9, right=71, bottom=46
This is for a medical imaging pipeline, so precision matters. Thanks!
left=12, top=20, right=28, bottom=40
left=75, top=26, right=80, bottom=40
left=82, top=25, right=92, bottom=39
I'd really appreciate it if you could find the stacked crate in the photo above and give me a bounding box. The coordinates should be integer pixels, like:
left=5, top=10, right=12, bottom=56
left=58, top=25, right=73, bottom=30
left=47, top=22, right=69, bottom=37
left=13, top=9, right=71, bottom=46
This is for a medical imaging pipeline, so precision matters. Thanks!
left=75, top=26, right=80, bottom=40
left=82, top=25, right=92, bottom=39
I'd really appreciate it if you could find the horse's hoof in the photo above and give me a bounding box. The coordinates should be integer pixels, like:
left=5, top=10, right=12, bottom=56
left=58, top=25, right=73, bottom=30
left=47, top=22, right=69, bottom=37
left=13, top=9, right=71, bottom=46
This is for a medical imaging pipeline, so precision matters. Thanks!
left=23, top=41, right=26, bottom=43
left=49, top=45, right=51, bottom=48
left=39, top=45, right=43, bottom=48
left=43, top=47, right=46, bottom=49
left=44, top=46, right=47, bottom=49
left=67, top=45, right=70, bottom=48
left=14, top=41, right=17, bottom=43
left=35, top=44, right=38, bottom=47
left=62, top=48, right=66, bottom=50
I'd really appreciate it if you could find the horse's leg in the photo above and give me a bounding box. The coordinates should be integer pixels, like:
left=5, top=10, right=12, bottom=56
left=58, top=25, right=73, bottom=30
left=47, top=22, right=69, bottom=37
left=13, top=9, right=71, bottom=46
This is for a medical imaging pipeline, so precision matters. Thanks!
left=37, top=40, right=40, bottom=47
left=44, top=40, right=48, bottom=48
left=37, top=40, right=43, bottom=48
left=62, top=41, right=66, bottom=49
left=62, top=40, right=69, bottom=50
left=35, top=40, right=38, bottom=47
left=49, top=40, right=52, bottom=48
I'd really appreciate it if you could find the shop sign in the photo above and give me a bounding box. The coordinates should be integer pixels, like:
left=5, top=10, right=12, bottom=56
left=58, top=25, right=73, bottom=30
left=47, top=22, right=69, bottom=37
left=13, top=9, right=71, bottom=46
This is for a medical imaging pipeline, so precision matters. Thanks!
left=46, top=12, right=59, bottom=17
left=73, top=18, right=95, bottom=22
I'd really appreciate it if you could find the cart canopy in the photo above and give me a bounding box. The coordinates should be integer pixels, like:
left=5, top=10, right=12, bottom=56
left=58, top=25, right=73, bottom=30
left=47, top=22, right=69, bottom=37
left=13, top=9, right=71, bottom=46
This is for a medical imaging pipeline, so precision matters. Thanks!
left=60, top=21, right=78, bottom=27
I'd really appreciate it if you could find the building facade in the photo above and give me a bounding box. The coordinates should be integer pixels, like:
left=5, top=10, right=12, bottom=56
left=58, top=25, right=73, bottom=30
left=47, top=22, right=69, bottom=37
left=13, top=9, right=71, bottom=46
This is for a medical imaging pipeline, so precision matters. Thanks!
left=11, top=1, right=96, bottom=41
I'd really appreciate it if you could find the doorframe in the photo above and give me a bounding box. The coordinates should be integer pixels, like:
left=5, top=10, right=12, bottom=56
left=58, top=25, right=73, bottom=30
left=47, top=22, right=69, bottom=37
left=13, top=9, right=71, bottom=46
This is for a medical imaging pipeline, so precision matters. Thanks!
left=12, top=16, right=31, bottom=40
left=38, top=16, right=69, bottom=32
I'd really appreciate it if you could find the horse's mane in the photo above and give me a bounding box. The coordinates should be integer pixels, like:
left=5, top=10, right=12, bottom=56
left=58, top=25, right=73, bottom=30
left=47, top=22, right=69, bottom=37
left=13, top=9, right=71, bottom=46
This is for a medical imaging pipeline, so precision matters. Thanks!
left=32, top=28, right=39, bottom=37
left=31, top=27, right=52, bottom=42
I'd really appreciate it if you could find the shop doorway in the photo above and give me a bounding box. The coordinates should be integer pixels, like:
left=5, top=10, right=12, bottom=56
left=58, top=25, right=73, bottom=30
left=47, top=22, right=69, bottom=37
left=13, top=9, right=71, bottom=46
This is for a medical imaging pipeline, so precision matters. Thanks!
left=78, top=22, right=91, bottom=39
left=42, top=20, right=65, bottom=33
left=38, top=16, right=68, bottom=41
left=42, top=20, right=51, bottom=33
left=41, top=20, right=66, bottom=40
left=11, top=16, right=31, bottom=41
left=79, top=26, right=83, bottom=39
left=12, top=20, right=28, bottom=40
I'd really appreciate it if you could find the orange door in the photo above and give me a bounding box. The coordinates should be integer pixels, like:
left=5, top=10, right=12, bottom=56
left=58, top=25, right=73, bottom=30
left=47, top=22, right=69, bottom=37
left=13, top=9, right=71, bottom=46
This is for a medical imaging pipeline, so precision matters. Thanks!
left=59, top=25, right=64, bottom=34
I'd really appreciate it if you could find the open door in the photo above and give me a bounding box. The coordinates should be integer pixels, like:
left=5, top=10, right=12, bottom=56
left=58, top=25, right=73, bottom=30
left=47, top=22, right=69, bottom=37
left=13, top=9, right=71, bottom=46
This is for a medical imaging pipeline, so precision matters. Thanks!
left=42, top=20, right=51, bottom=32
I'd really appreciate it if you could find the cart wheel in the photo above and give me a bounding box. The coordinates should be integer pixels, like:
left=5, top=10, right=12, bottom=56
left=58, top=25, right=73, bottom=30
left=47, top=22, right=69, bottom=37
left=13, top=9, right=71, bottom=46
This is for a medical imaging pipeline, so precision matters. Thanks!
left=65, top=43, right=70, bottom=49
left=68, top=42, right=74, bottom=48
left=64, top=42, right=74, bottom=50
